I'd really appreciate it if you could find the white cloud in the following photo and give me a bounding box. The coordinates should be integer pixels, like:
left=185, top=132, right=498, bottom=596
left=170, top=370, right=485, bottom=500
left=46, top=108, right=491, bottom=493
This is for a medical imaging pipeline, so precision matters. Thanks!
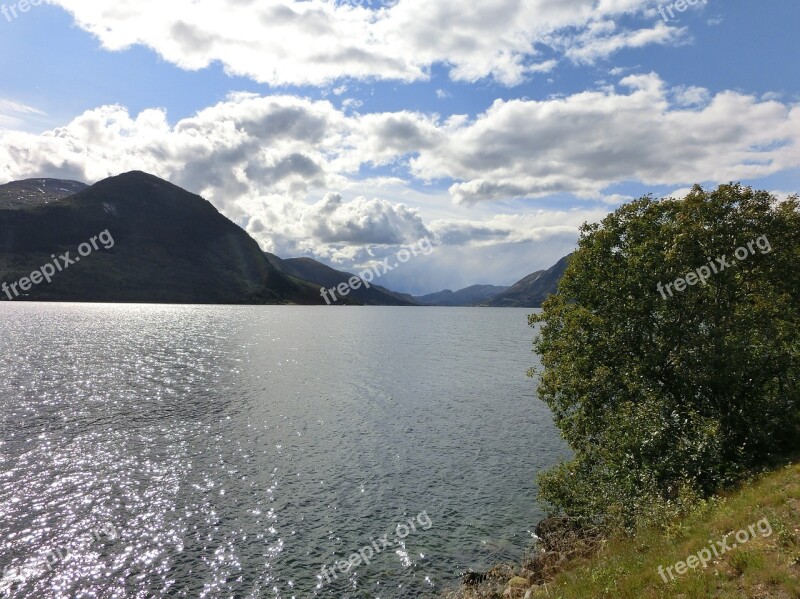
left=48, top=0, right=678, bottom=87
left=409, top=73, right=800, bottom=203
left=243, top=191, right=433, bottom=253
left=2, top=76, right=799, bottom=213
left=0, top=99, right=45, bottom=130
left=529, top=59, right=560, bottom=74
left=671, top=85, right=711, bottom=107
left=342, top=98, right=363, bottom=111
left=431, top=210, right=608, bottom=247
left=563, top=20, right=688, bottom=64
left=609, top=66, right=633, bottom=76
left=0, top=94, right=348, bottom=206
left=662, top=187, right=694, bottom=201
left=769, top=190, right=800, bottom=204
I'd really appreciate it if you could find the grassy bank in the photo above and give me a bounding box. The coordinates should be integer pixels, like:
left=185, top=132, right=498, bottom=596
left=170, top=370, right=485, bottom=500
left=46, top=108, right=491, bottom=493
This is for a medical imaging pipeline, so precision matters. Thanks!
left=445, top=461, right=800, bottom=598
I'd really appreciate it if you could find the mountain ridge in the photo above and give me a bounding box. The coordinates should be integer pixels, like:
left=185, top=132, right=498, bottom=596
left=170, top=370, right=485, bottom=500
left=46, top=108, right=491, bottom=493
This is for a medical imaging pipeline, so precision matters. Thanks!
left=414, top=284, right=509, bottom=306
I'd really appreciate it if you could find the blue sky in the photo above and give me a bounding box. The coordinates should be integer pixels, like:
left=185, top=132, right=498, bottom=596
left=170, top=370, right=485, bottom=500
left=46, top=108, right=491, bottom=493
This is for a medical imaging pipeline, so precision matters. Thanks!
left=0, top=0, right=798, bottom=294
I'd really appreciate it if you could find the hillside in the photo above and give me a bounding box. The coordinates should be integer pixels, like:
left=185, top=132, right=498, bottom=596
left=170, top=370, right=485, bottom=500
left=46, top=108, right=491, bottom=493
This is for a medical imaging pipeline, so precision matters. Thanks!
left=266, top=253, right=416, bottom=306
left=414, top=284, right=508, bottom=306
left=483, top=255, right=571, bottom=307
left=0, top=171, right=322, bottom=304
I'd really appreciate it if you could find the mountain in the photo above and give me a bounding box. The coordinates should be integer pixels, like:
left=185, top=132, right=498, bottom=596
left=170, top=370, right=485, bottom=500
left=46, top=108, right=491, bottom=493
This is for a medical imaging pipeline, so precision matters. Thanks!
left=413, top=256, right=570, bottom=308
left=483, top=255, right=571, bottom=307
left=0, top=172, right=572, bottom=307
left=0, top=171, right=322, bottom=304
left=0, top=178, right=88, bottom=210
left=414, top=284, right=508, bottom=306
left=266, top=253, right=416, bottom=306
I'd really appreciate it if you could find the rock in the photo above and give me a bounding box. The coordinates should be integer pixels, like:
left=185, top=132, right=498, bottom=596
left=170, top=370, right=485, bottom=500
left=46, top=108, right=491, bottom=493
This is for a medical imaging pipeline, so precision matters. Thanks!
left=462, top=571, right=487, bottom=586
left=524, top=586, right=541, bottom=599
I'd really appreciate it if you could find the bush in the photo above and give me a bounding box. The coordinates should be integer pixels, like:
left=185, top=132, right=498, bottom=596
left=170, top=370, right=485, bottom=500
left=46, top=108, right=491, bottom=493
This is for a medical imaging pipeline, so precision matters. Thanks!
left=530, top=184, right=800, bottom=529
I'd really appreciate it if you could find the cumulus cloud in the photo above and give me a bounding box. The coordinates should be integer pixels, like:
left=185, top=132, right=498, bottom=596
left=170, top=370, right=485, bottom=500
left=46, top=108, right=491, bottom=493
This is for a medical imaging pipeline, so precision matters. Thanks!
left=242, top=190, right=433, bottom=254
left=47, top=0, right=679, bottom=86
left=410, top=73, right=800, bottom=203
left=671, top=85, right=712, bottom=107
left=2, top=75, right=799, bottom=213
left=0, top=94, right=348, bottom=211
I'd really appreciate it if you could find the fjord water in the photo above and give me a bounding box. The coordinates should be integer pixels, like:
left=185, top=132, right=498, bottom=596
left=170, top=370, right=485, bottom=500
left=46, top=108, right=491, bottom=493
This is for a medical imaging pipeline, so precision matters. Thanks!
left=0, top=304, right=568, bottom=598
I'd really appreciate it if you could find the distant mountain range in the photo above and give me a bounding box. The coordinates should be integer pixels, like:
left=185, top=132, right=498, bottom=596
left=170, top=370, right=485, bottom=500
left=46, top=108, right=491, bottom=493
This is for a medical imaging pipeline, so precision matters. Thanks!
left=482, top=255, right=571, bottom=307
left=265, top=254, right=415, bottom=306
left=414, top=285, right=509, bottom=306
left=411, top=258, right=568, bottom=308
left=0, top=178, right=88, bottom=210
left=0, top=172, right=569, bottom=306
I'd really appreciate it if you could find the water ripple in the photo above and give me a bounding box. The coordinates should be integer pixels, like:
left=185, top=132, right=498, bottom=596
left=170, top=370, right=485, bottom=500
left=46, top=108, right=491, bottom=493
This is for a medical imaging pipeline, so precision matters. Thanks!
left=0, top=304, right=569, bottom=598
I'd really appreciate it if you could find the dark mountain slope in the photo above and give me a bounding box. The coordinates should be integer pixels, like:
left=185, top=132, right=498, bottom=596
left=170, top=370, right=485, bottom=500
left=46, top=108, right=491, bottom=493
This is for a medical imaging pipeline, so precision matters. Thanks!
left=483, top=255, right=571, bottom=307
left=0, top=171, right=322, bottom=304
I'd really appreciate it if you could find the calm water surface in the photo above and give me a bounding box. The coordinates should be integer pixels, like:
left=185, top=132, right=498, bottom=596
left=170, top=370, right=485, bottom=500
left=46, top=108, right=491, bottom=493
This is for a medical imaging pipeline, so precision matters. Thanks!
left=0, top=304, right=568, bottom=598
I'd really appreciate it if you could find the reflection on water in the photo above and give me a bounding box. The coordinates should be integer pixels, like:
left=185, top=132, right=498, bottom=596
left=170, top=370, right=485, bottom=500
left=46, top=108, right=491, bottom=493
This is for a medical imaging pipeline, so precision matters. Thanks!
left=0, top=304, right=568, bottom=598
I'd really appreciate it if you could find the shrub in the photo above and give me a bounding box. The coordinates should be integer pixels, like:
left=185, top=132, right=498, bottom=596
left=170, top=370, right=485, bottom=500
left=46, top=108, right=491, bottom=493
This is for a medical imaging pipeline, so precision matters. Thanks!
left=530, top=184, right=800, bottom=529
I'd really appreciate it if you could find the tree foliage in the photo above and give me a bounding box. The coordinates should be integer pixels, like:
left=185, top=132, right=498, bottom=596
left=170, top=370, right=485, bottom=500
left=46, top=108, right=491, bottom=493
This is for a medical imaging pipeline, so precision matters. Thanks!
left=530, top=184, right=800, bottom=528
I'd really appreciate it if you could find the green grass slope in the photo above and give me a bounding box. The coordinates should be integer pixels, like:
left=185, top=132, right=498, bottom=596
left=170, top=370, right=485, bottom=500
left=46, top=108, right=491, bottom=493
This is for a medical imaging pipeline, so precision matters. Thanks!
left=533, top=461, right=800, bottom=599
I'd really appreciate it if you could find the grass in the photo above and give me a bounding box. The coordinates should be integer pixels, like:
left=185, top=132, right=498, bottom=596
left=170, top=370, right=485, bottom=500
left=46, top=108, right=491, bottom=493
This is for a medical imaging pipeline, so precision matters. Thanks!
left=529, top=461, right=800, bottom=599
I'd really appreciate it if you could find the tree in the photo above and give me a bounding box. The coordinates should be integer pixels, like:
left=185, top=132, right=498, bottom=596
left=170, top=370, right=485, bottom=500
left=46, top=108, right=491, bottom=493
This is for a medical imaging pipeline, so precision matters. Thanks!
left=530, top=184, right=800, bottom=528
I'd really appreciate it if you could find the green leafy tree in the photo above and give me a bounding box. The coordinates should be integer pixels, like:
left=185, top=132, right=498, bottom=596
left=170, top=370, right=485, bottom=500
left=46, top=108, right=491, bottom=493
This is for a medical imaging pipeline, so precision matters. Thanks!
left=530, top=184, right=800, bottom=528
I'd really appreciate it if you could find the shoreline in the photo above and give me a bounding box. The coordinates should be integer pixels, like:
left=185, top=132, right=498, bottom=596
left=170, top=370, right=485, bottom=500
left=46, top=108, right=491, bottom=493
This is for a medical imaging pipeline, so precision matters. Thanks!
left=442, top=516, right=604, bottom=599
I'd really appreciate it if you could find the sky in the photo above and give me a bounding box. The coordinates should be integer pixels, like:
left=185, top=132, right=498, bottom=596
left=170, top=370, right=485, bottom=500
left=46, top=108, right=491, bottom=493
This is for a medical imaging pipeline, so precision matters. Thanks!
left=0, top=0, right=798, bottom=295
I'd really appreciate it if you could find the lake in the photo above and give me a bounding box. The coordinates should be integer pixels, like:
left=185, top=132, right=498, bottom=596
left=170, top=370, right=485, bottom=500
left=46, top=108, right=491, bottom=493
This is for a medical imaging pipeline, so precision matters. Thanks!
left=0, top=304, right=569, bottom=598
